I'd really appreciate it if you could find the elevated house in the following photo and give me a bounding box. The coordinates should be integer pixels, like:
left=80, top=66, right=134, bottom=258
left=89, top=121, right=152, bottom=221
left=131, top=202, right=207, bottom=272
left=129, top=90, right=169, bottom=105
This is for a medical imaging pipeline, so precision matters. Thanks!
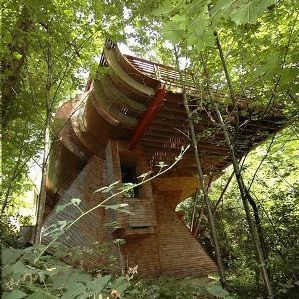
left=42, top=41, right=286, bottom=277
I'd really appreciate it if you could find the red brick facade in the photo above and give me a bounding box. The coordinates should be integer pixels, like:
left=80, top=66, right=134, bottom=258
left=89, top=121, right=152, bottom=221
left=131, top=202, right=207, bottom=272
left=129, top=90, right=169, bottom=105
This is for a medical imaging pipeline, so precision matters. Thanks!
left=43, top=42, right=284, bottom=278
left=42, top=140, right=217, bottom=277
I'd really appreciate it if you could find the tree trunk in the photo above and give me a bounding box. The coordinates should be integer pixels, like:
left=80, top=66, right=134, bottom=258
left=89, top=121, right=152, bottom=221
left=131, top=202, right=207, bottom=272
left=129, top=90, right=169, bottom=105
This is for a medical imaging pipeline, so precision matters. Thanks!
left=200, top=54, right=273, bottom=298
left=214, top=33, right=272, bottom=286
left=212, top=171, right=234, bottom=214
left=246, top=191, right=269, bottom=268
left=34, top=112, right=51, bottom=243
left=174, top=47, right=227, bottom=286
left=1, top=155, right=32, bottom=213
left=190, top=189, right=198, bottom=230
left=183, top=90, right=227, bottom=286
left=1, top=6, right=33, bottom=132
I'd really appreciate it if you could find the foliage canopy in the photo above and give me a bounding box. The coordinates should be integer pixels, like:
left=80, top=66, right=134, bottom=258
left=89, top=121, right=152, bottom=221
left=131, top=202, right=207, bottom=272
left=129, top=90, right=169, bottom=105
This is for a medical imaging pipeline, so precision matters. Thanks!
left=1, top=0, right=298, bottom=298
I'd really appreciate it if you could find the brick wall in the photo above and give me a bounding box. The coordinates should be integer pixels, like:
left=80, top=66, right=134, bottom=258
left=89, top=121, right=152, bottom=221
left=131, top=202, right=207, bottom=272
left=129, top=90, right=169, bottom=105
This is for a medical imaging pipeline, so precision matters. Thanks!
left=42, top=155, right=120, bottom=272
left=43, top=141, right=217, bottom=278
left=154, top=192, right=217, bottom=276
left=121, top=191, right=217, bottom=278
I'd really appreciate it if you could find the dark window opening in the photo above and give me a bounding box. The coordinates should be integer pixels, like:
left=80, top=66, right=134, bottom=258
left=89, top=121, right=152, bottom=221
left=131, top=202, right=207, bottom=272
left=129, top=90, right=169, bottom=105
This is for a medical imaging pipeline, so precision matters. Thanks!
left=121, top=164, right=139, bottom=198
left=130, top=226, right=150, bottom=230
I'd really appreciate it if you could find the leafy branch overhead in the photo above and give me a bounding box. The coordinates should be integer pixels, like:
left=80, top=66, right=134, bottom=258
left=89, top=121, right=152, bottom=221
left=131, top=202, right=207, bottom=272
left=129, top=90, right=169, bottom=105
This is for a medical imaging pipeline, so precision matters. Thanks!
left=1, top=0, right=298, bottom=298
left=152, top=0, right=278, bottom=48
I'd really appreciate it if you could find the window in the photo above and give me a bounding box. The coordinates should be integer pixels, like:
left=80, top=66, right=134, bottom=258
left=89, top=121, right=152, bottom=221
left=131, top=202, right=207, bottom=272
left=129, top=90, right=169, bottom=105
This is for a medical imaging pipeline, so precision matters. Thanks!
left=121, top=164, right=139, bottom=198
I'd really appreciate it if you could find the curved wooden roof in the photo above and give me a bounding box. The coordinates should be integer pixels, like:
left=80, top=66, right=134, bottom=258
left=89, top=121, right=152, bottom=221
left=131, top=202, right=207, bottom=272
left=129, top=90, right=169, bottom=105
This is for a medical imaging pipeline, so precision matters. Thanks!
left=46, top=40, right=286, bottom=209
left=91, top=41, right=286, bottom=174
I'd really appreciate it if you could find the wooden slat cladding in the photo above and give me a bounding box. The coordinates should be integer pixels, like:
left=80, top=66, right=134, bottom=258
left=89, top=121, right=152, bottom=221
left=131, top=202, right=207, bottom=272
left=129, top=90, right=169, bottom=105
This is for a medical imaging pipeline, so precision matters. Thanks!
left=42, top=156, right=121, bottom=271
left=96, top=43, right=286, bottom=175
left=125, top=54, right=195, bottom=89
left=125, top=198, right=156, bottom=227
left=46, top=43, right=286, bottom=201
left=115, top=45, right=160, bottom=90
left=44, top=41, right=287, bottom=278
left=121, top=192, right=218, bottom=277
left=44, top=142, right=218, bottom=278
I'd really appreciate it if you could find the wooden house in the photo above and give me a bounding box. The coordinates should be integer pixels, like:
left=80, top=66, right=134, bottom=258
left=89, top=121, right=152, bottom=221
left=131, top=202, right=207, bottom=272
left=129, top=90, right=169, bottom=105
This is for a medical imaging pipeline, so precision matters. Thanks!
left=42, top=41, right=286, bottom=277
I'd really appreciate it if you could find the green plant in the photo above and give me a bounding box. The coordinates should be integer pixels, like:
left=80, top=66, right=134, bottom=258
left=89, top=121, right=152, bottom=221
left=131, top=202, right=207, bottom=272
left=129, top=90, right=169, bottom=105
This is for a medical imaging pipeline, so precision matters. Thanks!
left=2, top=245, right=131, bottom=298
left=38, top=146, right=190, bottom=260
left=206, top=284, right=236, bottom=299
left=2, top=148, right=191, bottom=298
left=0, top=214, right=21, bottom=248
left=125, top=277, right=212, bottom=299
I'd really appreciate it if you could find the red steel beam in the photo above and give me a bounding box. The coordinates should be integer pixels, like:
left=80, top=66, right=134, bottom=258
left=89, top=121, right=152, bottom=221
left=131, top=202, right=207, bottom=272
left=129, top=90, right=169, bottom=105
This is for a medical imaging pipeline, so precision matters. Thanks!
left=85, top=79, right=93, bottom=91
left=129, top=86, right=168, bottom=150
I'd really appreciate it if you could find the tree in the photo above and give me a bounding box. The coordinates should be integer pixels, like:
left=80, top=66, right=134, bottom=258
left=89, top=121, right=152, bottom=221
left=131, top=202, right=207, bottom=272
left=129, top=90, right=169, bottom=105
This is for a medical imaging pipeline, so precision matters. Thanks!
left=123, top=0, right=298, bottom=296
left=1, top=0, right=298, bottom=297
left=1, top=0, right=127, bottom=220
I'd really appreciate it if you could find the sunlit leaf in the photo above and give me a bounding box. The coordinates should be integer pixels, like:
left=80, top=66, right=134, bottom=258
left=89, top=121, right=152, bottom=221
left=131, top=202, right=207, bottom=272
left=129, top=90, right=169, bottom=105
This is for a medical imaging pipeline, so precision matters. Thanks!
left=2, top=289, right=27, bottom=299
left=206, top=284, right=230, bottom=297
left=71, top=198, right=81, bottom=206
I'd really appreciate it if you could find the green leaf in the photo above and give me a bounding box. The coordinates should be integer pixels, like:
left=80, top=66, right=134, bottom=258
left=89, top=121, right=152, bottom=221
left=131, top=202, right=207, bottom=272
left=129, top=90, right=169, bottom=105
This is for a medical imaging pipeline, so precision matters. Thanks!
left=43, top=227, right=60, bottom=237
left=24, top=0, right=41, bottom=11
left=210, top=0, right=235, bottom=23
left=172, top=15, right=187, bottom=30
left=52, top=244, right=69, bottom=259
left=152, top=0, right=174, bottom=17
left=25, top=284, right=59, bottom=299
left=48, top=231, right=64, bottom=240
left=230, top=3, right=251, bottom=25
left=2, top=264, right=13, bottom=278
left=231, top=0, right=276, bottom=25
left=26, top=291, right=58, bottom=299
left=156, top=161, right=168, bottom=168
left=211, top=0, right=276, bottom=25
left=206, top=284, right=230, bottom=298
left=68, top=270, right=91, bottom=283
left=249, top=0, right=276, bottom=23
left=110, top=277, right=130, bottom=296
left=162, top=17, right=186, bottom=44
left=11, top=261, right=36, bottom=280
left=2, top=289, right=27, bottom=299
left=56, top=204, right=68, bottom=213
left=71, top=198, right=81, bottom=206
left=104, top=203, right=129, bottom=210
left=62, top=282, right=87, bottom=299
left=52, top=268, right=91, bottom=290
left=12, top=52, right=23, bottom=60
left=37, top=271, right=46, bottom=283
left=101, top=181, right=120, bottom=193
left=122, top=182, right=135, bottom=189
left=2, top=248, right=23, bottom=264
left=86, top=275, right=111, bottom=294
left=57, top=220, right=67, bottom=228
left=51, top=269, right=73, bottom=289
left=113, top=239, right=126, bottom=246
left=284, top=284, right=294, bottom=289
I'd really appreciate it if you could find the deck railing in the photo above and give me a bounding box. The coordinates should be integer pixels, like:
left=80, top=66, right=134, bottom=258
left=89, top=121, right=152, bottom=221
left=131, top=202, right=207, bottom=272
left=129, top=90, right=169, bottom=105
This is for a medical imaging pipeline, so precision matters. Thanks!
left=124, top=54, right=198, bottom=93
left=100, top=40, right=198, bottom=93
